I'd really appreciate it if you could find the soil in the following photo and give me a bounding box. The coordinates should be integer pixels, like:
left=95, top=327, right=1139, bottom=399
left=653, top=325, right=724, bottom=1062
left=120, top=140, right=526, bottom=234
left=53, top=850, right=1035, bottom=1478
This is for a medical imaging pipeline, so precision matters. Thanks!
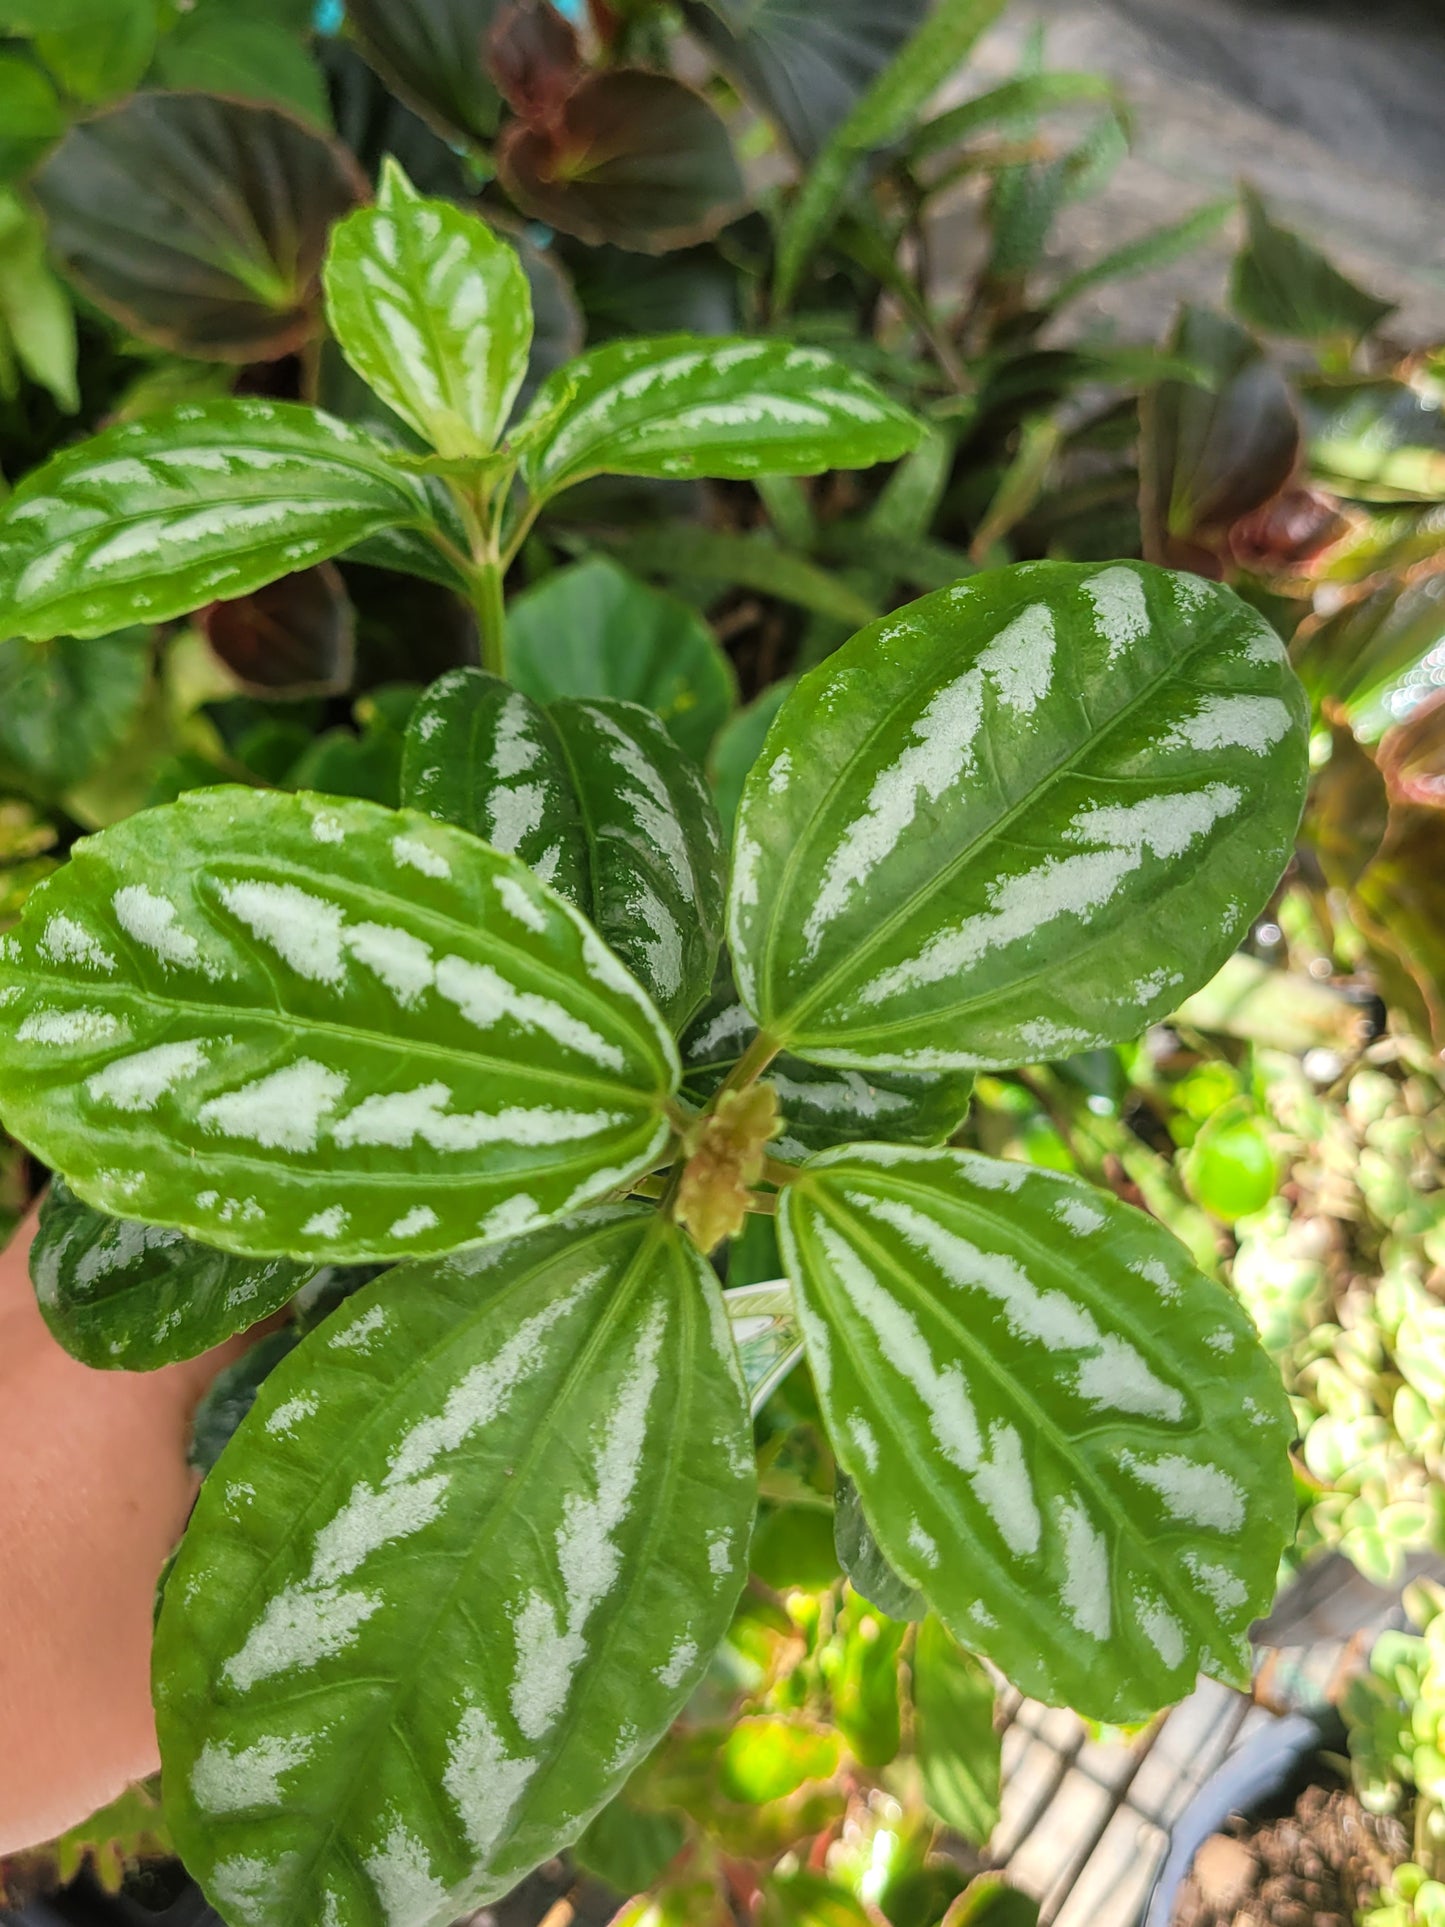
left=1169, top=1780, right=1407, bottom=1927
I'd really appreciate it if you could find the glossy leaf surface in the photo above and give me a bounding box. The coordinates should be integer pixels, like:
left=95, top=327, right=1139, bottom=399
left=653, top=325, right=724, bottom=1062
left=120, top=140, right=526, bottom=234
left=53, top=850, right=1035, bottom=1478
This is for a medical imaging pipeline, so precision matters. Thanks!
left=518, top=335, right=920, bottom=496
left=507, top=558, right=736, bottom=763
left=729, top=562, right=1309, bottom=1071
left=0, top=401, right=435, bottom=643
left=499, top=71, right=744, bottom=254
left=345, top=0, right=502, bottom=148
left=834, top=1470, right=923, bottom=1621
left=400, top=668, right=588, bottom=903
left=324, top=160, right=533, bottom=458
left=31, top=1178, right=307, bottom=1371
left=778, top=1145, right=1295, bottom=1718
left=33, top=93, right=365, bottom=360
left=551, top=700, right=725, bottom=1031
left=154, top=1208, right=755, bottom=1927
left=0, top=788, right=677, bottom=1261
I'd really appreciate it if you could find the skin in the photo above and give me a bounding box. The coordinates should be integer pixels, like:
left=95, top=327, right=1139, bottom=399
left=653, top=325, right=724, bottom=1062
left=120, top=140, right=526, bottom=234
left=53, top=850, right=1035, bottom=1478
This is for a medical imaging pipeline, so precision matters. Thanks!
left=0, top=1207, right=247, bottom=1854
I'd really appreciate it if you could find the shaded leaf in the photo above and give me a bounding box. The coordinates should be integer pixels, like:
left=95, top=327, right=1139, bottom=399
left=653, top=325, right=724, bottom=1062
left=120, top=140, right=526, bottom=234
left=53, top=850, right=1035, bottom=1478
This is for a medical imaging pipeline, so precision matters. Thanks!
left=519, top=335, right=920, bottom=497
left=613, top=529, right=879, bottom=629
left=1305, top=377, right=1445, bottom=503
left=1050, top=199, right=1232, bottom=312
left=1232, top=188, right=1395, bottom=345
left=31, top=1178, right=308, bottom=1371
left=507, top=557, right=736, bottom=762
left=725, top=1277, right=802, bottom=1413
left=0, top=630, right=151, bottom=797
left=150, top=11, right=332, bottom=125
left=499, top=70, right=745, bottom=254
left=202, top=565, right=355, bottom=701
left=0, top=188, right=77, bottom=413
left=778, top=1145, right=1296, bottom=1719
left=487, top=0, right=581, bottom=122
left=711, top=680, right=795, bottom=837
left=345, top=0, right=502, bottom=148
left=0, top=54, right=64, bottom=182
left=34, top=0, right=154, bottom=102
left=909, top=72, right=1116, bottom=163
left=759, top=1871, right=872, bottom=1927
left=728, top=562, right=1309, bottom=1070
left=33, top=93, right=366, bottom=361
left=942, top=1877, right=1040, bottom=1927
left=0, top=400, right=438, bottom=643
left=188, top=1329, right=302, bottom=1475
left=911, top=1617, right=999, bottom=1843
left=572, top=1797, right=686, bottom=1896
left=0, top=786, right=678, bottom=1261
left=324, top=159, right=533, bottom=459
left=683, top=0, right=930, bottom=162
left=834, top=1469, right=924, bottom=1621
left=154, top=1208, right=755, bottom=1927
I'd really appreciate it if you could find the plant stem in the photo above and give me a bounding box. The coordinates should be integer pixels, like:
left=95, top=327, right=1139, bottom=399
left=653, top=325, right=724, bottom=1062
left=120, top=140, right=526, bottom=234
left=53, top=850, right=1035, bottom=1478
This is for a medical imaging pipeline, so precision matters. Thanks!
left=717, top=1029, right=783, bottom=1100
left=470, top=562, right=508, bottom=678
left=762, top=1155, right=799, bottom=1188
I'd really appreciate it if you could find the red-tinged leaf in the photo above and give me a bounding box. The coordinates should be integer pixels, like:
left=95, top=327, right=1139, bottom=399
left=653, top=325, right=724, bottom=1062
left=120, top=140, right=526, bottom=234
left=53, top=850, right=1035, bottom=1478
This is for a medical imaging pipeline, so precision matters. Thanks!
left=201, top=564, right=356, bottom=701
left=1379, top=691, right=1445, bottom=810
left=488, top=0, right=581, bottom=124
left=345, top=0, right=502, bottom=148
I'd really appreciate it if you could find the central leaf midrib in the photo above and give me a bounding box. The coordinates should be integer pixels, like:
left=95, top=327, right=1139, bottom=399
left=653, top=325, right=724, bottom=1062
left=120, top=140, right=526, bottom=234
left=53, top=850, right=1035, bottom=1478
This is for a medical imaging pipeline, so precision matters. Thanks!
left=761, top=604, right=1222, bottom=1040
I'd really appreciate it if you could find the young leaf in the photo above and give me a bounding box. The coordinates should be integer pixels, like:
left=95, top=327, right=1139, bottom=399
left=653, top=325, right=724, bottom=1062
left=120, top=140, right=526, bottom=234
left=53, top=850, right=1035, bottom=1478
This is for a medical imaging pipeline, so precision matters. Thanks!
left=777, top=1145, right=1295, bottom=1719
left=911, top=1617, right=1000, bottom=1843
left=0, top=787, right=677, bottom=1261
left=400, top=668, right=589, bottom=903
left=517, top=335, right=921, bottom=498
left=323, top=158, right=534, bottom=459
left=1232, top=187, right=1395, bottom=345
left=507, top=557, right=737, bottom=764
left=153, top=1207, right=756, bottom=1927
left=729, top=562, right=1309, bottom=1071
left=30, top=1178, right=308, bottom=1372
left=0, top=401, right=439, bottom=643
left=33, top=93, right=366, bottom=360
left=550, top=699, right=726, bottom=1030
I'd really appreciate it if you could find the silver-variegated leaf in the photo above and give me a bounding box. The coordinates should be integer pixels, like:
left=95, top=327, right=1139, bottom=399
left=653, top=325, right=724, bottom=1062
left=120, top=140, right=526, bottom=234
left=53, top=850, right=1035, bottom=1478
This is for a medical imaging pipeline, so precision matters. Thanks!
left=400, top=668, right=589, bottom=904
left=680, top=967, right=973, bottom=1157
left=550, top=699, right=725, bottom=1031
left=31, top=1178, right=309, bottom=1371
left=0, top=400, right=438, bottom=642
left=0, top=788, right=677, bottom=1262
left=153, top=1208, right=756, bottom=1927
left=729, top=562, right=1310, bottom=1070
left=777, top=1144, right=1294, bottom=1720
left=517, top=334, right=922, bottom=497
left=324, top=158, right=533, bottom=458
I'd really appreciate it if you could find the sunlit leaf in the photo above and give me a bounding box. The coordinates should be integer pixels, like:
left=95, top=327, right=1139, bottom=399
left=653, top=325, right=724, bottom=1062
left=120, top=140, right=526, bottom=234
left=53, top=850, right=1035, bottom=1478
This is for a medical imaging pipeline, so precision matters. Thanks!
left=831, top=1587, right=907, bottom=1765
left=942, top=1877, right=1040, bottom=1927
left=719, top=1716, right=841, bottom=1803
left=911, top=1616, right=999, bottom=1843
left=154, top=1208, right=755, bottom=1927
left=0, top=54, right=64, bottom=182
left=729, top=562, right=1309, bottom=1070
left=0, top=787, right=677, bottom=1261
left=519, top=335, right=921, bottom=498
left=324, top=159, right=533, bottom=459
left=0, top=401, right=439, bottom=643
left=30, top=1178, right=308, bottom=1371
left=507, top=558, right=736, bottom=763
left=0, top=188, right=77, bottom=413
left=33, top=93, right=366, bottom=360
left=499, top=71, right=744, bottom=254
left=778, top=1145, right=1295, bottom=1718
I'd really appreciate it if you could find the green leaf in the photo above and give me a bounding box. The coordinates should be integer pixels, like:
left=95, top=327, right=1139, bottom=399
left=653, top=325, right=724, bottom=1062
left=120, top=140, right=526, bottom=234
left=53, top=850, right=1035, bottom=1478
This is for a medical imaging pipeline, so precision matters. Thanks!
left=774, top=0, right=1007, bottom=308
left=0, top=188, right=77, bottom=413
left=1232, top=187, right=1395, bottom=344
left=778, top=1145, right=1296, bottom=1719
left=345, top=0, right=502, bottom=149
left=550, top=698, right=726, bottom=1031
left=30, top=1178, right=308, bottom=1371
left=35, top=0, right=154, bottom=101
left=831, top=1589, right=906, bottom=1766
left=728, top=562, right=1309, bottom=1071
left=711, top=680, right=796, bottom=838
left=0, top=631, right=150, bottom=798
left=189, top=1328, right=301, bottom=1475
left=153, top=1207, right=755, bottom=1927
left=0, top=787, right=677, bottom=1261
left=681, top=969, right=973, bottom=1158
left=911, top=1616, right=1000, bottom=1844
left=324, top=159, right=533, bottom=460
left=0, top=54, right=64, bottom=182
left=834, top=1469, right=924, bottom=1620
left=507, top=558, right=736, bottom=764
left=0, top=400, right=438, bottom=643
left=33, top=93, right=366, bottom=361
left=572, top=1797, right=686, bottom=1895
left=942, top=1877, right=1040, bottom=1927
left=150, top=10, right=331, bottom=124
left=401, top=668, right=588, bottom=903
left=761, top=1870, right=874, bottom=1927
left=518, top=335, right=921, bottom=498
left=909, top=73, right=1116, bottom=162
left=1049, top=199, right=1233, bottom=312
left=613, top=528, right=880, bottom=630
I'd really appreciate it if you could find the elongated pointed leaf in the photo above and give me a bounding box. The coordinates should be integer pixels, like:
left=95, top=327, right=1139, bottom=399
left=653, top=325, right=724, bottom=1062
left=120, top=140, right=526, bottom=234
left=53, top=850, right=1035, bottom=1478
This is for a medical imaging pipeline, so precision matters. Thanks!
left=324, top=160, right=533, bottom=458
left=154, top=1208, right=755, bottom=1927
left=400, top=668, right=589, bottom=903
left=0, top=787, right=677, bottom=1261
left=31, top=1178, right=308, bottom=1371
left=550, top=699, right=725, bottom=1031
left=729, top=562, right=1309, bottom=1071
left=0, top=401, right=437, bottom=643
left=778, top=1146, right=1294, bottom=1719
left=518, top=335, right=921, bottom=497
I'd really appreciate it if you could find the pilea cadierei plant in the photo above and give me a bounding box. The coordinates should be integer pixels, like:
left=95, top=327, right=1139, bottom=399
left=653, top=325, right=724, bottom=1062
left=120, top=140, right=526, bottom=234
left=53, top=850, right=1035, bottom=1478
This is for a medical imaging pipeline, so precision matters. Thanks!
left=0, top=163, right=1309, bottom=1927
